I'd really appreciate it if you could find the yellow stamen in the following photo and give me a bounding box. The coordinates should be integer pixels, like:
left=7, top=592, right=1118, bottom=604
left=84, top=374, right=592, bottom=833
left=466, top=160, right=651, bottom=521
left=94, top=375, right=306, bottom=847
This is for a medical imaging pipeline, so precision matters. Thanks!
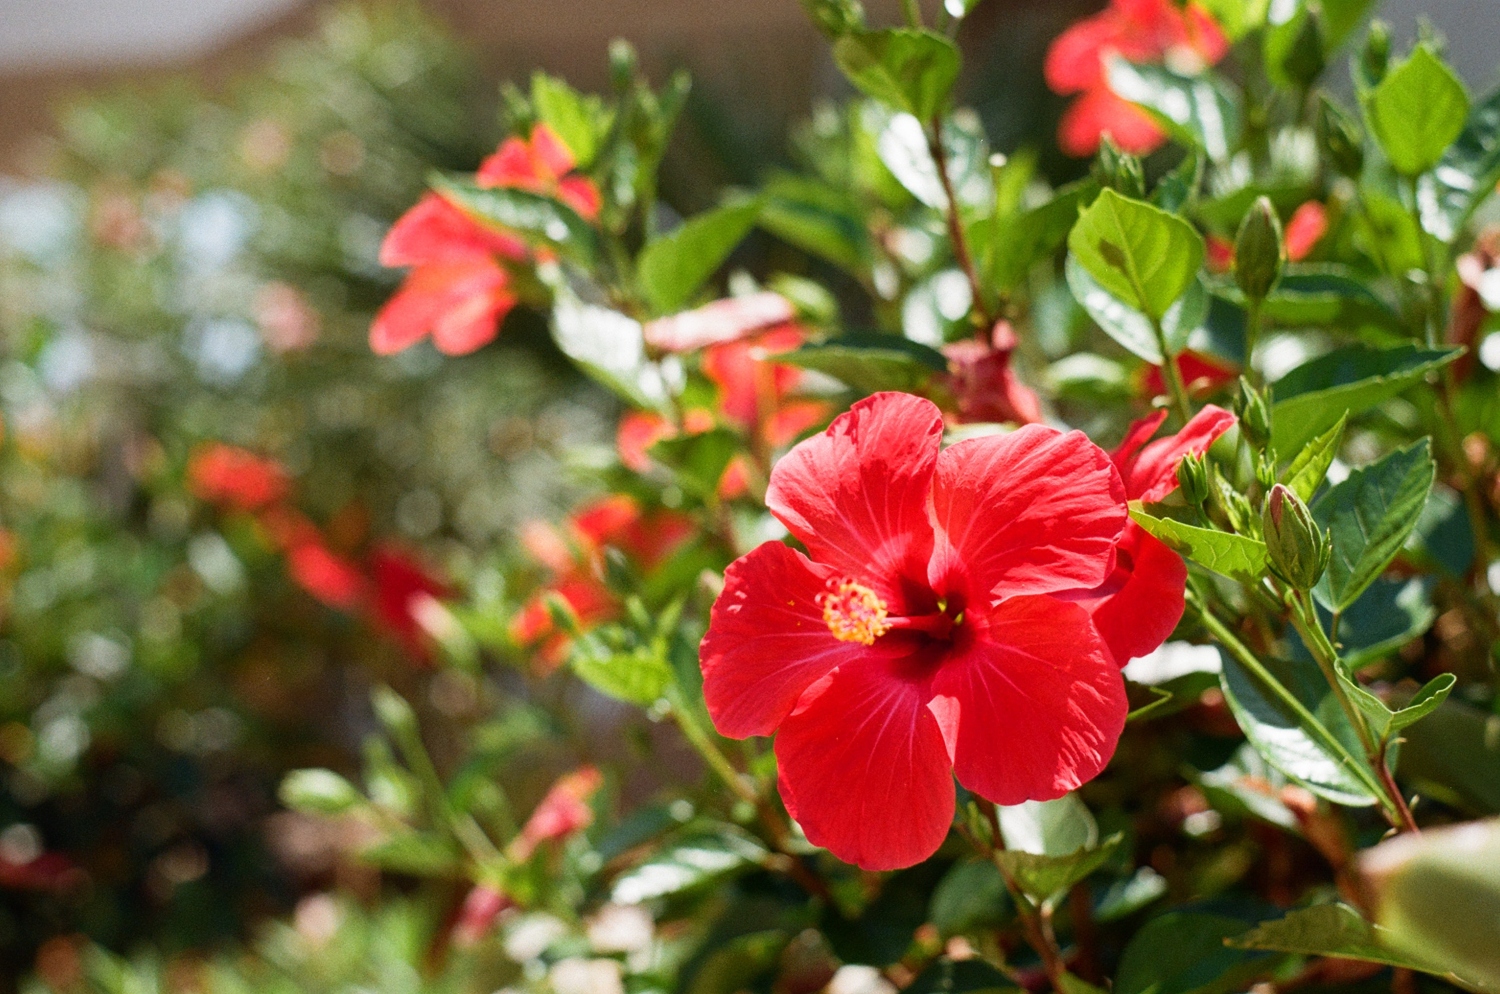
left=819, top=580, right=891, bottom=645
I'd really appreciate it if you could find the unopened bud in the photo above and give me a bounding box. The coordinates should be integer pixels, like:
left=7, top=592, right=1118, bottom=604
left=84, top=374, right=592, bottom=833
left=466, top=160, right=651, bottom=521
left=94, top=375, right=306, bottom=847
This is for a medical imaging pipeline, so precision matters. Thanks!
left=1177, top=452, right=1210, bottom=508
left=1262, top=484, right=1330, bottom=590
left=372, top=685, right=418, bottom=738
left=609, top=39, right=638, bottom=92
left=1235, top=197, right=1286, bottom=302
left=1255, top=448, right=1279, bottom=491
left=1361, top=21, right=1391, bottom=88
left=1281, top=8, right=1327, bottom=90
left=1236, top=377, right=1273, bottom=449
left=1095, top=137, right=1146, bottom=199
left=1317, top=96, right=1366, bottom=179
left=279, top=768, right=363, bottom=816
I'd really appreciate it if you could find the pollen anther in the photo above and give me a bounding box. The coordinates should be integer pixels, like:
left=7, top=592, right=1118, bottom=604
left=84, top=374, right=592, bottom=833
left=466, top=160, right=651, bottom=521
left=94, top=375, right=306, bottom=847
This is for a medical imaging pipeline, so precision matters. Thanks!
left=819, top=580, right=891, bottom=645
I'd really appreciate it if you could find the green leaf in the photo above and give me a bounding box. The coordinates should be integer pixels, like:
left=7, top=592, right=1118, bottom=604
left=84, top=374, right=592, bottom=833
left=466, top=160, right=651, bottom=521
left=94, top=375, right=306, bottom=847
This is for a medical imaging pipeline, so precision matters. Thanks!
left=649, top=428, right=740, bottom=499
left=1067, top=258, right=1206, bottom=363
left=1281, top=413, right=1345, bottom=502
left=1312, top=439, right=1436, bottom=612
left=637, top=198, right=762, bottom=315
left=1210, top=267, right=1403, bottom=334
left=360, top=832, right=462, bottom=876
left=531, top=73, right=607, bottom=168
left=780, top=333, right=947, bottom=394
left=551, top=287, right=673, bottom=410
left=1270, top=345, right=1462, bottom=454
left=1095, top=866, right=1169, bottom=922
left=876, top=109, right=992, bottom=211
left=832, top=29, right=961, bottom=120
left=904, top=958, right=1018, bottom=994
left=1227, top=903, right=1446, bottom=973
left=1342, top=672, right=1455, bottom=745
left=610, top=824, right=768, bottom=903
left=1115, top=912, right=1275, bottom=994
left=1218, top=648, right=1382, bottom=806
left=1106, top=59, right=1240, bottom=162
left=1369, top=44, right=1470, bottom=176
left=760, top=174, right=872, bottom=274
left=1325, top=576, right=1436, bottom=670
left=279, top=768, right=364, bottom=815
left=1400, top=701, right=1500, bottom=814
left=930, top=859, right=1010, bottom=938
left=1419, top=86, right=1500, bottom=241
left=570, top=633, right=674, bottom=706
left=976, top=181, right=1093, bottom=292
left=1068, top=188, right=1206, bottom=322
left=1361, top=822, right=1500, bottom=992
left=432, top=174, right=598, bottom=264
left=1354, top=191, right=1427, bottom=277
left=995, top=832, right=1125, bottom=903
left=1129, top=505, right=1268, bottom=580
left=998, top=794, right=1098, bottom=856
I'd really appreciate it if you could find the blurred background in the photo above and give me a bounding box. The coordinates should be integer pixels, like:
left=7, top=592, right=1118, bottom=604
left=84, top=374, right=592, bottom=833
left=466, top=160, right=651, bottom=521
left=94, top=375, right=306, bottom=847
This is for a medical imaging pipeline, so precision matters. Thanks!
left=1, top=0, right=1499, bottom=987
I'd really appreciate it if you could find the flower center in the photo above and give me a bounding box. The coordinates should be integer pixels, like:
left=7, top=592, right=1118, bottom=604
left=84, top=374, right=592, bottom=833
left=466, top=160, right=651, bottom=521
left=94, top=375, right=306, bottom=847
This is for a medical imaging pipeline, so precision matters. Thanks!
left=819, top=580, right=891, bottom=645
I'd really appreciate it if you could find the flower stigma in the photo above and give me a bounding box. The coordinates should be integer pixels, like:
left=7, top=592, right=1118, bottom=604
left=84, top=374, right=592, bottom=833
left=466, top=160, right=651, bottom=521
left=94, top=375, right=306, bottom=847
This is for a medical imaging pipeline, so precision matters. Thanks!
left=819, top=580, right=891, bottom=645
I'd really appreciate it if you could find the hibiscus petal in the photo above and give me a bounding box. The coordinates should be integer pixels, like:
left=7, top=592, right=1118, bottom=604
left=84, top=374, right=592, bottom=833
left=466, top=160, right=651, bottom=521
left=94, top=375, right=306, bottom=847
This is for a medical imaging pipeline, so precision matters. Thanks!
left=1072, top=523, right=1187, bottom=665
left=380, top=193, right=526, bottom=267
left=1058, top=88, right=1167, bottom=158
left=431, top=285, right=514, bottom=355
left=931, top=596, right=1127, bottom=805
left=700, top=542, right=883, bottom=739
left=776, top=656, right=955, bottom=871
left=929, top=424, right=1126, bottom=604
left=766, top=392, right=942, bottom=611
left=1122, top=405, right=1235, bottom=503
left=477, top=135, right=543, bottom=188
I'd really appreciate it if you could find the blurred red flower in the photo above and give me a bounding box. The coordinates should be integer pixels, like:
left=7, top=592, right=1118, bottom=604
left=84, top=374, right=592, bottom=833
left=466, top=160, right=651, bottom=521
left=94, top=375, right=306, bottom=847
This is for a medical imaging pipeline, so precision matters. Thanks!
left=187, top=443, right=290, bottom=511
left=370, top=547, right=452, bottom=661
left=509, top=766, right=603, bottom=860
left=941, top=321, right=1042, bottom=425
left=1144, top=350, right=1239, bottom=400
left=700, top=393, right=1130, bottom=869
left=1046, top=0, right=1228, bottom=157
left=371, top=124, right=601, bottom=356
left=287, top=542, right=368, bottom=609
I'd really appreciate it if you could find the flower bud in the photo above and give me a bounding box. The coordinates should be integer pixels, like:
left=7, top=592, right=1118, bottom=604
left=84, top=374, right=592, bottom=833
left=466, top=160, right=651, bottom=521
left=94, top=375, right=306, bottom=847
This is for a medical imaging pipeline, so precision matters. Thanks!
left=1262, top=484, right=1330, bottom=590
left=371, top=685, right=419, bottom=738
left=1361, top=20, right=1391, bottom=88
left=1236, top=377, right=1273, bottom=449
left=1255, top=448, right=1280, bottom=492
left=1176, top=452, right=1210, bottom=508
left=1281, top=8, right=1327, bottom=91
left=609, top=39, right=638, bottom=92
left=1095, top=136, right=1146, bottom=200
left=1235, top=197, right=1286, bottom=303
left=1317, top=96, right=1366, bottom=179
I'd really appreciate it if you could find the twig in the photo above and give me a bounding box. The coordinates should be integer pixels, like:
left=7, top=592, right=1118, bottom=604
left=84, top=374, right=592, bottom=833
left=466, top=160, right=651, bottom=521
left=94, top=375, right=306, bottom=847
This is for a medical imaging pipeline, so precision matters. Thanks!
left=928, top=116, right=996, bottom=331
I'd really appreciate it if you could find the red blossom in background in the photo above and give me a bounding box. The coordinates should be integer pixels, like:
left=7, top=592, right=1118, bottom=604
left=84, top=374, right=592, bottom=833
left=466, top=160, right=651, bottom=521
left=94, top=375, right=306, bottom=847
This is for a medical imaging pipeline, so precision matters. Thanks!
left=370, top=547, right=453, bottom=662
left=371, top=124, right=601, bottom=357
left=1144, top=350, right=1239, bottom=400
left=941, top=321, right=1042, bottom=425
left=1206, top=201, right=1329, bottom=274
left=1045, top=0, right=1228, bottom=157
left=287, top=542, right=368, bottom=610
left=509, top=766, right=603, bottom=860
left=510, top=495, right=692, bottom=669
left=700, top=393, right=1132, bottom=870
left=1062, top=406, right=1235, bottom=663
left=187, top=443, right=290, bottom=511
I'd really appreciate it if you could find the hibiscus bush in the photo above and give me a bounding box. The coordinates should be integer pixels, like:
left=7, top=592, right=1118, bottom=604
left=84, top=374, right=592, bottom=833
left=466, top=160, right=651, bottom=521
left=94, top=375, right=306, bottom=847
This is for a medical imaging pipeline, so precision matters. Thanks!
left=9, top=0, right=1500, bottom=990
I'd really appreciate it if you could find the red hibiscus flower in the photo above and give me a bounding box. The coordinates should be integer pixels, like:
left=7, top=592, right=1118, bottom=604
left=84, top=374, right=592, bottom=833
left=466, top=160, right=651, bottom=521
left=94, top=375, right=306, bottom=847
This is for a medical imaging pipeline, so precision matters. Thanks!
left=1144, top=350, right=1239, bottom=400
left=1046, top=0, right=1228, bottom=157
left=699, top=392, right=1131, bottom=870
left=371, top=124, right=601, bottom=356
left=370, top=547, right=452, bottom=661
left=1062, top=405, right=1235, bottom=663
left=509, top=766, right=603, bottom=861
left=941, top=321, right=1043, bottom=426
left=1283, top=201, right=1329, bottom=262
left=187, top=443, right=290, bottom=511
left=287, top=541, right=367, bottom=610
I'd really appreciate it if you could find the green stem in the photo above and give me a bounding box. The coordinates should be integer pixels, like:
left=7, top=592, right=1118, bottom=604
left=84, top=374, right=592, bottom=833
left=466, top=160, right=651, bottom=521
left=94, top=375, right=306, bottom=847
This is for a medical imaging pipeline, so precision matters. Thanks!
left=1288, top=592, right=1377, bottom=758
left=1405, top=174, right=1445, bottom=348
left=979, top=805, right=1069, bottom=992
left=1244, top=299, right=1264, bottom=388
left=1152, top=319, right=1193, bottom=423
left=901, top=0, right=923, bottom=28
left=1193, top=594, right=1390, bottom=806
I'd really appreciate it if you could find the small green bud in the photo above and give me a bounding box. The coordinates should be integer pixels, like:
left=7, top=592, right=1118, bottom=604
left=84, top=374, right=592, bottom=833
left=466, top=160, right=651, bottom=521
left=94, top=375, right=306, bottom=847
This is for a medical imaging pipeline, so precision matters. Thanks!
left=1236, top=377, right=1273, bottom=449
left=1094, top=136, right=1146, bottom=199
left=609, top=39, right=638, bottom=92
left=279, top=768, right=364, bottom=816
left=372, top=685, right=419, bottom=738
left=1317, top=96, right=1366, bottom=179
left=1281, top=8, right=1327, bottom=90
left=799, top=0, right=866, bottom=38
left=1262, top=484, right=1331, bottom=590
left=1235, top=197, right=1286, bottom=302
left=1361, top=20, right=1392, bottom=88
left=1255, top=448, right=1279, bottom=492
left=1177, top=452, right=1211, bottom=508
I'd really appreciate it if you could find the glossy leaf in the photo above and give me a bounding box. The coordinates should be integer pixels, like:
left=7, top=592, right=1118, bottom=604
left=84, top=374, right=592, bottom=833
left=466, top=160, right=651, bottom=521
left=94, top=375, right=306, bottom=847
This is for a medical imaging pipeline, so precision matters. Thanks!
left=1218, top=648, right=1382, bottom=806
left=1369, top=44, right=1470, bottom=176
left=780, top=333, right=947, bottom=394
left=930, top=859, right=1010, bottom=938
left=552, top=288, right=674, bottom=410
left=1312, top=440, right=1435, bottom=612
left=280, top=768, right=364, bottom=815
left=649, top=428, right=740, bottom=499
left=1281, top=413, right=1345, bottom=503
left=876, top=110, right=991, bottom=211
left=1400, top=701, right=1500, bottom=814
left=637, top=198, right=762, bottom=314
left=610, top=824, right=767, bottom=903
left=1106, top=59, right=1240, bottom=162
left=1341, top=671, right=1455, bottom=745
left=976, top=181, right=1093, bottom=291
left=904, top=958, right=1018, bottom=994
left=998, top=793, right=1099, bottom=857
left=759, top=174, right=872, bottom=274
left=1419, top=85, right=1500, bottom=241
left=570, top=635, right=674, bottom=706
left=1115, top=912, right=1274, bottom=994
left=1227, top=903, right=1444, bottom=973
left=832, top=29, right=961, bottom=120
left=531, top=73, right=608, bottom=168
left=995, top=832, right=1125, bottom=903
left=1067, top=257, right=1206, bottom=363
left=1210, top=267, right=1403, bottom=334
left=1130, top=505, right=1268, bottom=581
left=1069, top=188, right=1206, bottom=322
left=1270, top=345, right=1461, bottom=454
left=432, top=174, right=599, bottom=264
